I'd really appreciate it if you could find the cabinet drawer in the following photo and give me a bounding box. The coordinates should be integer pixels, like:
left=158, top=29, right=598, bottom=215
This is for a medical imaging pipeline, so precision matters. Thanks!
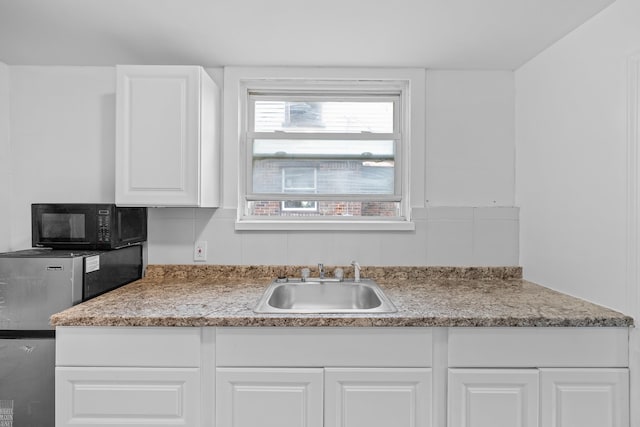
left=216, top=327, right=432, bottom=367
left=56, top=367, right=200, bottom=427
left=448, top=327, right=629, bottom=367
left=56, top=326, right=201, bottom=367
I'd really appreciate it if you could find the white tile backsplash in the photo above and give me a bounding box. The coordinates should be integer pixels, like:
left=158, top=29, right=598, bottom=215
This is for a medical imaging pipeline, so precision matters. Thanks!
left=426, top=213, right=474, bottom=266
left=147, top=217, right=195, bottom=264
left=286, top=231, right=334, bottom=265
left=329, top=232, right=383, bottom=266
left=380, top=220, right=428, bottom=265
left=473, top=211, right=519, bottom=265
left=426, top=206, right=474, bottom=221
left=474, top=206, right=519, bottom=220
left=146, top=207, right=519, bottom=266
left=241, top=231, right=288, bottom=265
left=198, top=217, right=242, bottom=264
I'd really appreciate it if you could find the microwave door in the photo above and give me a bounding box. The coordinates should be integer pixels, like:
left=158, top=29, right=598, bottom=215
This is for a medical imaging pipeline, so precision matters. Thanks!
left=32, top=204, right=98, bottom=249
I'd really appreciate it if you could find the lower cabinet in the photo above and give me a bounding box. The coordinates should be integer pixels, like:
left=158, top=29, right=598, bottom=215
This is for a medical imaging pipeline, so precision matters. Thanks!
left=325, top=368, right=432, bottom=427
left=216, top=368, right=432, bottom=427
left=55, top=326, right=631, bottom=427
left=56, top=367, right=201, bottom=427
left=55, top=327, right=204, bottom=427
left=448, top=368, right=629, bottom=427
left=448, top=369, right=539, bottom=427
left=540, top=369, right=629, bottom=427
left=216, top=368, right=324, bottom=427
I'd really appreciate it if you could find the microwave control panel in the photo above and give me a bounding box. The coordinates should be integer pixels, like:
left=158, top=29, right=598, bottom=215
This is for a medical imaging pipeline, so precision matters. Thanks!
left=97, top=210, right=111, bottom=242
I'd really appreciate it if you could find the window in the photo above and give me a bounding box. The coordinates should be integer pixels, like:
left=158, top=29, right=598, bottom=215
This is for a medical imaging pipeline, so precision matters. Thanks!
left=281, top=167, right=318, bottom=212
left=233, top=72, right=417, bottom=230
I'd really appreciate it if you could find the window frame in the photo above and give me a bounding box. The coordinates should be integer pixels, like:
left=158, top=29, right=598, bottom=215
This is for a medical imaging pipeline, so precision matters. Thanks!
left=233, top=72, right=416, bottom=231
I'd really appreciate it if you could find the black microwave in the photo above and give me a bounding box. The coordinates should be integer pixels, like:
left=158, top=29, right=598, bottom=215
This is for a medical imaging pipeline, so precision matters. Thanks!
left=32, top=204, right=147, bottom=250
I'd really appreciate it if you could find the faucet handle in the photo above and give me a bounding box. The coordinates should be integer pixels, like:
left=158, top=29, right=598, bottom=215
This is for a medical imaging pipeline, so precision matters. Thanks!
left=351, top=260, right=361, bottom=282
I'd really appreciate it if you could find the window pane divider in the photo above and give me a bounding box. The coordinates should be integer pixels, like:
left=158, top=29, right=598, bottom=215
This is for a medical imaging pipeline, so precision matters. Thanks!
left=239, top=216, right=409, bottom=223
left=249, top=93, right=401, bottom=102
left=249, top=132, right=400, bottom=140
left=252, top=154, right=395, bottom=161
left=246, top=194, right=401, bottom=202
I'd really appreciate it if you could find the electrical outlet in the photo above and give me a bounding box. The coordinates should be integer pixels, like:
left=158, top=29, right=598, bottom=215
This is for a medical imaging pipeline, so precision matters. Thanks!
left=194, top=241, right=207, bottom=262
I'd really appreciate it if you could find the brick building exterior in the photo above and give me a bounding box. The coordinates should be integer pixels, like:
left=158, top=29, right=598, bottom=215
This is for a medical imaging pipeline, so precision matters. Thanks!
left=250, top=159, right=397, bottom=217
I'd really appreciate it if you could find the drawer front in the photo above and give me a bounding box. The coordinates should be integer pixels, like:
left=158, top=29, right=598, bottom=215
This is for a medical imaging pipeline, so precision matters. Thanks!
left=56, top=326, right=201, bottom=367
left=448, top=327, right=629, bottom=367
left=216, top=327, right=433, bottom=367
left=56, top=367, right=200, bottom=427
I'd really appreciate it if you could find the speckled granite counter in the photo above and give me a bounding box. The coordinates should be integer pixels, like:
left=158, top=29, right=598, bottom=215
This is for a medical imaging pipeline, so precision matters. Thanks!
left=50, top=265, right=633, bottom=328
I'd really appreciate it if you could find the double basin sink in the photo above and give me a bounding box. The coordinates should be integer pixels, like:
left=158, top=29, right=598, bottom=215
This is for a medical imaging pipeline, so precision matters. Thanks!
left=253, top=278, right=397, bottom=314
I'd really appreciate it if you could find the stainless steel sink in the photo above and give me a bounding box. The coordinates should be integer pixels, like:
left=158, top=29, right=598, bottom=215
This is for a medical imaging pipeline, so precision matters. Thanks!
left=253, top=278, right=397, bottom=313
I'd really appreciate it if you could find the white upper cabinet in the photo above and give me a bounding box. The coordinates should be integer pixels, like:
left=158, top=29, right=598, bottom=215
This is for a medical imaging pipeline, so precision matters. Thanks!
left=115, top=65, right=219, bottom=207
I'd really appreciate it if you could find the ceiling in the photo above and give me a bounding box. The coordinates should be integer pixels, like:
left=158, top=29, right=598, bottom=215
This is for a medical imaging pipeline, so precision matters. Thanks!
left=0, top=0, right=615, bottom=69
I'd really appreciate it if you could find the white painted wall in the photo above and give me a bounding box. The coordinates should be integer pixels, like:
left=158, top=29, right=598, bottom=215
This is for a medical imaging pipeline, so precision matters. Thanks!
left=5, top=66, right=518, bottom=266
left=426, top=70, right=515, bottom=207
left=0, top=62, right=10, bottom=252
left=515, top=0, right=640, bottom=314
left=8, top=66, right=116, bottom=250
left=515, top=5, right=640, bottom=423
left=149, top=68, right=517, bottom=265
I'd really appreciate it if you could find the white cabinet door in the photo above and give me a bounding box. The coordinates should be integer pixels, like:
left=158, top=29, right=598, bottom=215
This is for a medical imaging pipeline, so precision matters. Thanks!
left=540, top=368, right=629, bottom=427
left=56, top=367, right=200, bottom=427
left=325, top=368, right=432, bottom=427
left=116, top=65, right=219, bottom=207
left=448, top=369, right=539, bottom=427
left=216, top=368, right=324, bottom=427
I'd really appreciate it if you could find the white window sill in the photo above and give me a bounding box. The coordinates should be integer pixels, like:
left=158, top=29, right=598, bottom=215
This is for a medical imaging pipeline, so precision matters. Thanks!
left=234, top=219, right=416, bottom=231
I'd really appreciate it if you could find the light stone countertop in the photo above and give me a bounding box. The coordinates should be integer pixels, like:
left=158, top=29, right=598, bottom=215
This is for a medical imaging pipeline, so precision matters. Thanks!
left=49, top=265, right=634, bottom=328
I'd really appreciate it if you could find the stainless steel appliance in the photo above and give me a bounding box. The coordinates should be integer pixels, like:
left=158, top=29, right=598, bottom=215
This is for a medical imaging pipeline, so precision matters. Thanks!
left=32, top=203, right=147, bottom=250
left=0, top=245, right=143, bottom=426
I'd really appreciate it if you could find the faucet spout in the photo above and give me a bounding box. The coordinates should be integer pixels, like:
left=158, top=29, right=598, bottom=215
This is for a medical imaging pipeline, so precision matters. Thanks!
left=318, top=263, right=325, bottom=279
left=351, top=261, right=361, bottom=282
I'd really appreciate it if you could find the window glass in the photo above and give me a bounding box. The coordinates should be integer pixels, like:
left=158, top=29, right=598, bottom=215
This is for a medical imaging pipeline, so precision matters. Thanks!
left=254, top=100, right=394, bottom=133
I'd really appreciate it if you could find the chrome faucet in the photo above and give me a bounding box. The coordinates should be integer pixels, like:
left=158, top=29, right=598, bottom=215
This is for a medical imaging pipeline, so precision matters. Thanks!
left=351, top=260, right=361, bottom=282
left=318, top=263, right=325, bottom=279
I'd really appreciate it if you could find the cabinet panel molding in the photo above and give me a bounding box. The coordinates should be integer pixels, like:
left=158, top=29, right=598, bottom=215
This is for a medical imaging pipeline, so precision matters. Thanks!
left=448, top=369, right=539, bottom=427
left=56, top=367, right=200, bottom=427
left=216, top=368, right=324, bottom=427
left=325, top=368, right=432, bottom=427
left=540, top=368, right=629, bottom=427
